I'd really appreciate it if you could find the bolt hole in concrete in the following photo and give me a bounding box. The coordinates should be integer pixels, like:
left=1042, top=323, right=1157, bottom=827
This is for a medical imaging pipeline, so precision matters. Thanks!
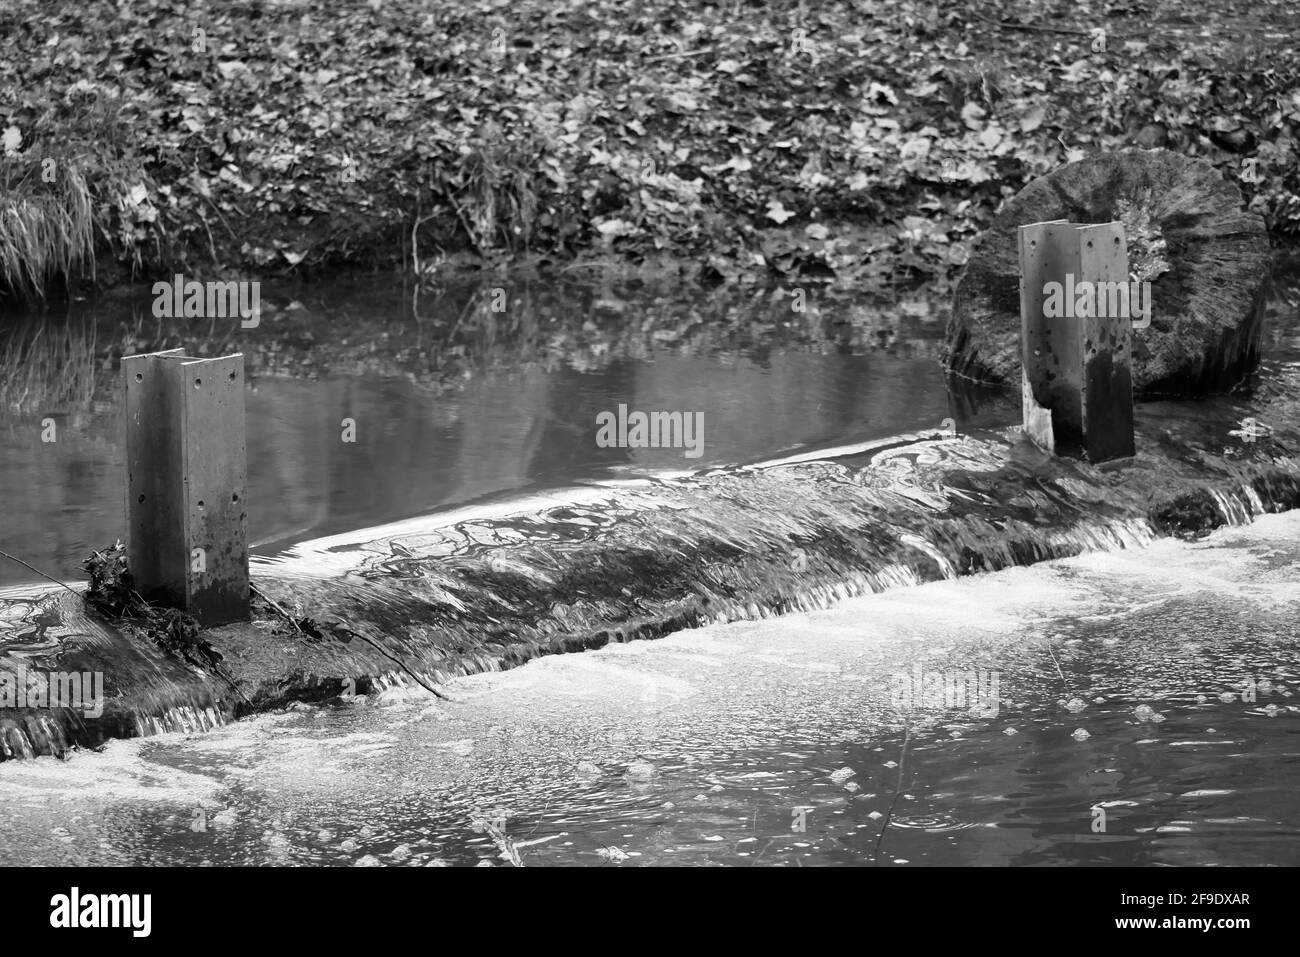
left=194, top=378, right=202, bottom=388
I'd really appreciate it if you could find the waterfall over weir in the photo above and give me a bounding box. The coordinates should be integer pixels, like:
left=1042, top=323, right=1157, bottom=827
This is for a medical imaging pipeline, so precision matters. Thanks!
left=235, top=417, right=1297, bottom=703
left=0, top=585, right=226, bottom=760
left=3, top=411, right=1299, bottom=760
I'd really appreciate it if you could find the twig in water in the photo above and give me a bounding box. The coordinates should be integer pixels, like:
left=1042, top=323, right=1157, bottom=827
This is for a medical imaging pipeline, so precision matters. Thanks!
left=251, top=590, right=448, bottom=700
left=514, top=832, right=567, bottom=849
left=446, top=285, right=480, bottom=339
left=0, top=549, right=80, bottom=596
left=328, top=617, right=451, bottom=701
left=751, top=838, right=776, bottom=864
left=1046, top=642, right=1072, bottom=695
left=250, top=583, right=305, bottom=637
left=871, top=718, right=912, bottom=866
left=472, top=811, right=524, bottom=866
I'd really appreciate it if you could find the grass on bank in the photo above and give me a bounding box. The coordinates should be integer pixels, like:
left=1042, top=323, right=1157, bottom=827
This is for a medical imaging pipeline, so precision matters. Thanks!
left=0, top=159, right=94, bottom=301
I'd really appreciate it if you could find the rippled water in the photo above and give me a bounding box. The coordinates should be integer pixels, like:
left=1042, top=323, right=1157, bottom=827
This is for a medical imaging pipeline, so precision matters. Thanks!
left=1, top=512, right=1296, bottom=866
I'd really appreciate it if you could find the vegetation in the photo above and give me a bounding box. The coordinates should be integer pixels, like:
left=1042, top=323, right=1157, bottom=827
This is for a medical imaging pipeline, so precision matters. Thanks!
left=1, top=0, right=1298, bottom=296
left=0, top=159, right=93, bottom=300
left=82, top=543, right=230, bottom=675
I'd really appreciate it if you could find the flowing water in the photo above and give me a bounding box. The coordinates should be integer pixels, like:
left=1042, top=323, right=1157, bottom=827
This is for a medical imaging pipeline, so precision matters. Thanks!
left=0, top=512, right=1297, bottom=867
left=1, top=266, right=1299, bottom=864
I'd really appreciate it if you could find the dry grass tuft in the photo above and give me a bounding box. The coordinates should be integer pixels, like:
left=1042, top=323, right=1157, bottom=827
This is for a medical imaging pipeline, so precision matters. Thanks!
left=0, top=159, right=94, bottom=303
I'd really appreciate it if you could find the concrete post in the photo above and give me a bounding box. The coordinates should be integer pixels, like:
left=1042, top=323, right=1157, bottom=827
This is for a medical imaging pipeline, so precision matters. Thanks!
left=123, top=349, right=248, bottom=626
left=1018, top=220, right=1135, bottom=463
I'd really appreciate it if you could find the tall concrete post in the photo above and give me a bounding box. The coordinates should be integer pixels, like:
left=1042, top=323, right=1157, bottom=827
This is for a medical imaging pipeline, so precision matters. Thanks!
left=123, top=349, right=249, bottom=626
left=1018, top=220, right=1135, bottom=463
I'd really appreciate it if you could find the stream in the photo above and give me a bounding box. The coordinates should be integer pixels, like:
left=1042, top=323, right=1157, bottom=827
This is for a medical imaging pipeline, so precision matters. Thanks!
left=0, top=512, right=1297, bottom=866
left=1, top=268, right=1299, bottom=865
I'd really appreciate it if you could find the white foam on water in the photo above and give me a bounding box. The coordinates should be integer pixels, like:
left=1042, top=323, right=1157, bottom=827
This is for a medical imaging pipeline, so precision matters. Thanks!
left=1062, top=511, right=1300, bottom=608
left=748, top=430, right=955, bottom=470
left=417, top=511, right=1300, bottom=736
left=2, top=509, right=1297, bottom=867
left=0, top=735, right=226, bottom=804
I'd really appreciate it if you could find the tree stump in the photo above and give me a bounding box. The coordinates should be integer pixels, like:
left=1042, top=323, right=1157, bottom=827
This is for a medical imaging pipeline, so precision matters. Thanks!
left=945, top=149, right=1272, bottom=396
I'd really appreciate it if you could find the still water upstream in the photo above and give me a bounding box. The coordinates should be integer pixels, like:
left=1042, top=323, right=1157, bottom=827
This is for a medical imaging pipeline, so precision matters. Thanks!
left=0, top=278, right=971, bottom=583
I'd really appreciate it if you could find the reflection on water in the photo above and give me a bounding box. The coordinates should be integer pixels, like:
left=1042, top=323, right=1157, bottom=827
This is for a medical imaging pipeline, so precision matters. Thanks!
left=0, top=278, right=959, bottom=583
left=0, top=512, right=1296, bottom=866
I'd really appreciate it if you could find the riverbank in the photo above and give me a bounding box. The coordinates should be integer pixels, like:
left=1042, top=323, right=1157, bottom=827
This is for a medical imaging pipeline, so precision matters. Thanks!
left=2, top=0, right=1299, bottom=299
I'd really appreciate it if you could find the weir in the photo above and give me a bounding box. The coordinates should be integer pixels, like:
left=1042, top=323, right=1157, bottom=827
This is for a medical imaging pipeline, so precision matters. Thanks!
left=1, top=404, right=1297, bottom=760
left=0, top=253, right=1295, bottom=761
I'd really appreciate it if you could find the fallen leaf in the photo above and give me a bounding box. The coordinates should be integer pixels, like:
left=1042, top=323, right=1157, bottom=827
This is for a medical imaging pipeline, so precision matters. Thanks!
left=766, top=199, right=795, bottom=224
left=960, top=101, right=986, bottom=130
left=1020, top=105, right=1046, bottom=132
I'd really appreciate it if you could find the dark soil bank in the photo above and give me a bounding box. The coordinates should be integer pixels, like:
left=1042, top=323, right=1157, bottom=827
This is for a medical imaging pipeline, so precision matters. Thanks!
left=2, top=0, right=1300, bottom=298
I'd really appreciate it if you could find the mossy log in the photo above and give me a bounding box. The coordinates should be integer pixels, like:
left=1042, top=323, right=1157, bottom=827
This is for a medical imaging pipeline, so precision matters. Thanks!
left=945, top=148, right=1272, bottom=396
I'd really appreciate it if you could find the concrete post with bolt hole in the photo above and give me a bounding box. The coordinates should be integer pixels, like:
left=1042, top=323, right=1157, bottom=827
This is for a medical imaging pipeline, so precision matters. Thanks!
left=123, top=348, right=249, bottom=626
left=1018, top=219, right=1136, bottom=463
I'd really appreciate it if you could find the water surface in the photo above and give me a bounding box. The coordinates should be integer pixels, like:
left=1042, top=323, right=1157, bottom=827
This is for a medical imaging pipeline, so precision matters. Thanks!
left=1, top=512, right=1295, bottom=866
left=0, top=279, right=959, bottom=582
